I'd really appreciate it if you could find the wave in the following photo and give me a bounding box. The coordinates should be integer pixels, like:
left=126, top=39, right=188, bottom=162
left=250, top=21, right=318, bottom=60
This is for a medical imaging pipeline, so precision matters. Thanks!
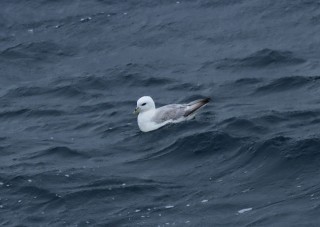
left=214, top=49, right=305, bottom=69
left=3, top=85, right=86, bottom=99
left=131, top=131, right=243, bottom=164
left=219, top=117, right=268, bottom=135
left=254, top=76, right=320, bottom=94
left=0, top=42, right=76, bottom=62
left=0, top=108, right=65, bottom=118
left=51, top=72, right=175, bottom=91
left=26, top=146, right=89, bottom=160
left=246, top=136, right=320, bottom=166
left=199, top=0, right=245, bottom=8
left=284, top=138, right=320, bottom=159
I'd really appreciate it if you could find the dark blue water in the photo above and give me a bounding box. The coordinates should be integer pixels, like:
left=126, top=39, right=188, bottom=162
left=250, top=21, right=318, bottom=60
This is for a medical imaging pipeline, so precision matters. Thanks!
left=1, top=0, right=320, bottom=226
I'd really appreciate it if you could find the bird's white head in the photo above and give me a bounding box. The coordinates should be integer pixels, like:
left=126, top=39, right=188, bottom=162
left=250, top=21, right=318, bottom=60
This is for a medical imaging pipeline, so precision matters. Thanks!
left=134, top=96, right=156, bottom=114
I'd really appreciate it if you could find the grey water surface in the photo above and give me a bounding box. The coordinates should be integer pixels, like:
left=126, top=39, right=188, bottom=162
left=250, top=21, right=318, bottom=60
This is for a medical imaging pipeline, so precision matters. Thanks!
left=1, top=0, right=320, bottom=226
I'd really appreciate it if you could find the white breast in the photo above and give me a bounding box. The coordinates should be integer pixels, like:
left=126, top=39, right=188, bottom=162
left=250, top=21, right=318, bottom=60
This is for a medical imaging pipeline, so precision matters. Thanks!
left=137, top=110, right=166, bottom=132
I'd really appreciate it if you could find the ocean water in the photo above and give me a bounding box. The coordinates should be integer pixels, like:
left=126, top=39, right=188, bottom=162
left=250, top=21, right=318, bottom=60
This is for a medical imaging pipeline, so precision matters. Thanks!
left=1, top=0, right=320, bottom=226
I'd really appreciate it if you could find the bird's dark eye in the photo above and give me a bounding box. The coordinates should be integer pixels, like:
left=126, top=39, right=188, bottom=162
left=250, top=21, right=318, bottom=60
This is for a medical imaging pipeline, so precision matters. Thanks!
left=141, top=103, right=146, bottom=106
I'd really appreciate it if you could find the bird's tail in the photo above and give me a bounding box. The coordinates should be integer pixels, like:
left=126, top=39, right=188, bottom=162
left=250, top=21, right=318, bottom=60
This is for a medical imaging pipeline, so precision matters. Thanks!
left=184, top=98, right=210, bottom=117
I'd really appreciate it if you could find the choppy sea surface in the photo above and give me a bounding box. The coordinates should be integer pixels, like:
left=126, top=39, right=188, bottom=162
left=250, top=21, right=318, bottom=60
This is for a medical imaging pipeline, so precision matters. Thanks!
left=1, top=0, right=320, bottom=226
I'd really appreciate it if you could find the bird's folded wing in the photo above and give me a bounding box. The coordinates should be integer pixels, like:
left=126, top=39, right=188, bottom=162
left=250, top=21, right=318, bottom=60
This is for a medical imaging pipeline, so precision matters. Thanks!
left=152, top=104, right=187, bottom=123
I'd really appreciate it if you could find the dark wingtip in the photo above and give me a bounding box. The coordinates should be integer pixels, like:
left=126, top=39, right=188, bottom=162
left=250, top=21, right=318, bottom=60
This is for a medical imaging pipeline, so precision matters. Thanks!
left=203, top=97, right=211, bottom=103
left=183, top=97, right=211, bottom=117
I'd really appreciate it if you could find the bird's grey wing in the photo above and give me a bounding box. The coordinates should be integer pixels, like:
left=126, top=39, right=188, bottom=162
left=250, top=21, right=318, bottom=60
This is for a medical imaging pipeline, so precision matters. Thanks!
left=152, top=104, right=187, bottom=124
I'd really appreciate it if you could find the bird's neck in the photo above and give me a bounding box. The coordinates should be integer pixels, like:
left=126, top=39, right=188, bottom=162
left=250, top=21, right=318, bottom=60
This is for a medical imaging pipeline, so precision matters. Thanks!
left=139, top=108, right=155, bottom=116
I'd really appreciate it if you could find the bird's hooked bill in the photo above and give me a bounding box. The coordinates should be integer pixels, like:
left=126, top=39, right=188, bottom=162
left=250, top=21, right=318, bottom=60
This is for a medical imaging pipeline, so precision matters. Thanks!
left=133, top=107, right=140, bottom=114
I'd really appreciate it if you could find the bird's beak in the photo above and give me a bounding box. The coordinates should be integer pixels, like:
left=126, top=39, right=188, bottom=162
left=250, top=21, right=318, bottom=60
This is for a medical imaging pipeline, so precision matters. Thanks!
left=133, top=107, right=140, bottom=114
